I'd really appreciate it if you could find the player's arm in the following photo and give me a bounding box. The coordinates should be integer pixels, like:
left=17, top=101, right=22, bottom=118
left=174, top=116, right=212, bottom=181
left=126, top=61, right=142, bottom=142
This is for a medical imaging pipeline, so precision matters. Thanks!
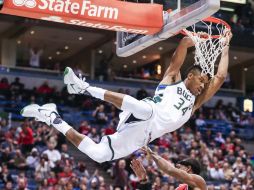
left=149, top=150, right=207, bottom=190
left=160, top=37, right=194, bottom=84
left=193, top=32, right=232, bottom=111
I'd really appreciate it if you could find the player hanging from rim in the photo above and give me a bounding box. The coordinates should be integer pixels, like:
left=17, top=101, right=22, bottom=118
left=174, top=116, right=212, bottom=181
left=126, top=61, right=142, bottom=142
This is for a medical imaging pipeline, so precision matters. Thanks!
left=21, top=31, right=232, bottom=163
left=130, top=147, right=206, bottom=190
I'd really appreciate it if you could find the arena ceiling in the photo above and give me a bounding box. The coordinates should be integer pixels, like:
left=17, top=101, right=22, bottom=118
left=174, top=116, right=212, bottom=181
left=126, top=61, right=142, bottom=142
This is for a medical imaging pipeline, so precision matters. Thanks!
left=0, top=14, right=254, bottom=87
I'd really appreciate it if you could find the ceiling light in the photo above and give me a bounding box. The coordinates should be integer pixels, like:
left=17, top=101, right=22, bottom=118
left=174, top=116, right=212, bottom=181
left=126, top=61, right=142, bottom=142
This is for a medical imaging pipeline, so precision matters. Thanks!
left=132, top=60, right=137, bottom=64
left=78, top=37, right=83, bottom=41
left=48, top=56, right=52, bottom=60
left=244, top=67, right=248, bottom=71
left=158, top=46, right=163, bottom=51
left=30, top=30, right=35, bottom=35
left=123, top=64, right=127, bottom=69
left=142, top=55, right=147, bottom=59
left=157, top=65, right=162, bottom=75
left=98, top=49, right=103, bottom=54
left=56, top=51, right=61, bottom=55
left=64, top=46, right=69, bottom=50
left=17, top=40, right=21, bottom=44
left=233, top=56, right=237, bottom=60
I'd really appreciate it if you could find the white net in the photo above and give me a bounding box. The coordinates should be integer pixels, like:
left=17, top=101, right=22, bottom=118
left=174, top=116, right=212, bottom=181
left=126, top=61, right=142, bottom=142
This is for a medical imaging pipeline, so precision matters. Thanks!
left=182, top=19, right=230, bottom=78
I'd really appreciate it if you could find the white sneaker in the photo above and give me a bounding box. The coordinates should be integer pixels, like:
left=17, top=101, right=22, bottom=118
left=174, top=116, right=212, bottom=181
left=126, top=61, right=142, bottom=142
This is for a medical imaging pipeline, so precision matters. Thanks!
left=64, top=67, right=89, bottom=94
left=21, top=103, right=59, bottom=126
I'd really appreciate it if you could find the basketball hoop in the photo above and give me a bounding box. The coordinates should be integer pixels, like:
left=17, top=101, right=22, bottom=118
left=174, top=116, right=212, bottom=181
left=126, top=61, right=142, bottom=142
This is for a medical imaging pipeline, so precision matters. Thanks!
left=181, top=17, right=231, bottom=78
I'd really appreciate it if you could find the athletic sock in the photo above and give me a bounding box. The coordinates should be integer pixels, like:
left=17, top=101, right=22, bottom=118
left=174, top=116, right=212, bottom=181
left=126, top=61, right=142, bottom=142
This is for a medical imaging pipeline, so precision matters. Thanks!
left=50, top=113, right=72, bottom=135
left=86, top=86, right=106, bottom=100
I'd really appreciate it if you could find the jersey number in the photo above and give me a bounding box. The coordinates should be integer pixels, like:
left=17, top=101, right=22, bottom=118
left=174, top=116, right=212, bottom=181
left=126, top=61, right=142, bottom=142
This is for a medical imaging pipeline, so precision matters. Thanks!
left=173, top=98, right=189, bottom=116
left=144, top=95, right=162, bottom=104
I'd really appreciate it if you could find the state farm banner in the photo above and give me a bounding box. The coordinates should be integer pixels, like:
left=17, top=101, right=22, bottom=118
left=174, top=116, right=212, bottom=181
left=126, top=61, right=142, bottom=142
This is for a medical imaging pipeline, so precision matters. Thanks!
left=0, top=0, right=163, bottom=34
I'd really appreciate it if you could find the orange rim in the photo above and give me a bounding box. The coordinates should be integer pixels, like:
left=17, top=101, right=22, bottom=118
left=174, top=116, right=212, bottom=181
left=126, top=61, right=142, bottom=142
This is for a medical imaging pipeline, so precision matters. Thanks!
left=180, top=17, right=231, bottom=39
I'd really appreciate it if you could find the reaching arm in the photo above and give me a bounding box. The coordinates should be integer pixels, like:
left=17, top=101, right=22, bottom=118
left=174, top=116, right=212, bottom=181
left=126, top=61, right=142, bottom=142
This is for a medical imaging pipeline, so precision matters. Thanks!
left=149, top=150, right=207, bottom=190
left=194, top=32, right=232, bottom=111
left=160, top=37, right=194, bottom=84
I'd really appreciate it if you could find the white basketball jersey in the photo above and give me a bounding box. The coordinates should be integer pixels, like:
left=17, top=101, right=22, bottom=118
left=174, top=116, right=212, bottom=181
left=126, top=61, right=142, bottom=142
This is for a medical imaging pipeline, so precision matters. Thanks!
left=146, top=81, right=196, bottom=141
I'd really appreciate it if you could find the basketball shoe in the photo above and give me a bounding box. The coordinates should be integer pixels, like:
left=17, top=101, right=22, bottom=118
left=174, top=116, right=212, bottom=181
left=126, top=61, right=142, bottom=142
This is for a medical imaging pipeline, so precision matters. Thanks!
left=21, top=103, right=60, bottom=126
left=64, top=67, right=89, bottom=94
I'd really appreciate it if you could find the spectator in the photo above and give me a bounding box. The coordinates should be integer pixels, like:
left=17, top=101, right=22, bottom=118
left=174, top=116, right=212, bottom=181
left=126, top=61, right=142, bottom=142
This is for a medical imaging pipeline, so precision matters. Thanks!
left=136, top=88, right=148, bottom=100
left=4, top=126, right=17, bottom=146
left=104, top=123, right=115, bottom=136
left=16, top=174, right=29, bottom=190
left=107, top=105, right=119, bottom=121
left=35, top=157, right=51, bottom=182
left=52, top=160, right=63, bottom=174
left=214, top=132, right=225, bottom=145
left=0, top=147, right=14, bottom=167
left=222, top=162, right=234, bottom=181
left=10, top=77, right=24, bottom=95
left=37, top=81, right=54, bottom=95
left=79, top=176, right=88, bottom=190
left=75, top=161, right=90, bottom=178
left=195, top=113, right=206, bottom=127
left=13, top=149, right=28, bottom=170
left=92, top=105, right=108, bottom=126
left=0, top=77, right=10, bottom=90
left=61, top=144, right=70, bottom=158
left=58, top=166, right=73, bottom=183
left=152, top=176, right=162, bottom=190
left=18, top=122, right=34, bottom=155
left=87, top=176, right=100, bottom=190
left=42, top=142, right=61, bottom=168
left=226, top=149, right=237, bottom=165
left=78, top=121, right=91, bottom=135
left=0, top=164, right=13, bottom=184
left=1, top=118, right=10, bottom=134
left=0, top=78, right=10, bottom=97
left=47, top=171, right=57, bottom=186
left=113, top=160, right=128, bottom=190
left=4, top=181, right=13, bottom=190
left=29, top=47, right=43, bottom=68
left=26, top=148, right=39, bottom=169
left=88, top=128, right=100, bottom=143
left=233, top=157, right=243, bottom=170
left=210, top=163, right=224, bottom=180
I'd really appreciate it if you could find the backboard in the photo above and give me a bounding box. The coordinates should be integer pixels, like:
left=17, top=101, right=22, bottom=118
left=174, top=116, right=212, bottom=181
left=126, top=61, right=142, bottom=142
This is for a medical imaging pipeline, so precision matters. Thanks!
left=116, top=0, right=220, bottom=57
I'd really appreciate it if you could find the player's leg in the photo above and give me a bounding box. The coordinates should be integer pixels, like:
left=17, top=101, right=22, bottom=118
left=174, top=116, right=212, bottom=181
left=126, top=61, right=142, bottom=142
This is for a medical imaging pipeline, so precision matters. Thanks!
left=21, top=104, right=112, bottom=163
left=64, top=67, right=153, bottom=120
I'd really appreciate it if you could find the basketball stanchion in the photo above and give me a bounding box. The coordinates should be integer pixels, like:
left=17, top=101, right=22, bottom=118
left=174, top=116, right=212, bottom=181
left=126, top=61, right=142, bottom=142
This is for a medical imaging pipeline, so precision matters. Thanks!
left=0, top=0, right=163, bottom=34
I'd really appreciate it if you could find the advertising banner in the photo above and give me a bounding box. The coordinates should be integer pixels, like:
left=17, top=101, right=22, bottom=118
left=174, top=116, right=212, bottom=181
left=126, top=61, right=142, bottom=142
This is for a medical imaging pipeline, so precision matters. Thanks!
left=0, top=0, right=163, bottom=34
